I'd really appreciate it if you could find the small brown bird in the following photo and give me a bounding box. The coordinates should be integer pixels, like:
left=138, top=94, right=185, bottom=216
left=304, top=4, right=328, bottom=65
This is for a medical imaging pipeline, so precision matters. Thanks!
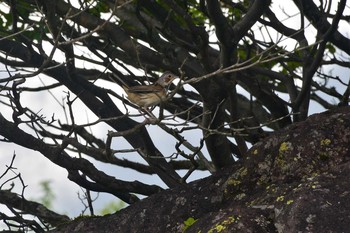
left=123, top=71, right=178, bottom=109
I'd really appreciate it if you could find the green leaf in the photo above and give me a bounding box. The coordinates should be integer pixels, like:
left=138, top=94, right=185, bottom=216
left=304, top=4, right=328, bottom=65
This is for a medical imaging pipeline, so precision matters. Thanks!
left=89, top=1, right=110, bottom=17
left=183, top=217, right=198, bottom=231
left=326, top=43, right=336, bottom=54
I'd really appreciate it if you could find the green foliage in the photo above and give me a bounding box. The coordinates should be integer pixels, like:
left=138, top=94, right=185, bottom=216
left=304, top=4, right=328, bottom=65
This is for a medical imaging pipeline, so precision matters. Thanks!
left=37, top=180, right=55, bottom=209
left=0, top=10, right=12, bottom=31
left=186, top=1, right=207, bottom=25
left=281, top=60, right=302, bottom=75
left=14, top=1, right=33, bottom=20
left=326, top=43, right=336, bottom=54
left=88, top=1, right=110, bottom=17
left=98, top=200, right=125, bottom=215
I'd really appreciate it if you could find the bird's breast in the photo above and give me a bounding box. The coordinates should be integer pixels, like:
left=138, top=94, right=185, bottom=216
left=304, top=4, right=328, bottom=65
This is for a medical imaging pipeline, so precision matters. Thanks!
left=125, top=90, right=167, bottom=108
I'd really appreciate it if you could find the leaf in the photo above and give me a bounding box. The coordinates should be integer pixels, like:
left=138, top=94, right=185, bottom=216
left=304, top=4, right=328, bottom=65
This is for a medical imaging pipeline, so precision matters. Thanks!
left=183, top=217, right=198, bottom=231
left=89, top=2, right=110, bottom=17
left=326, top=43, right=336, bottom=54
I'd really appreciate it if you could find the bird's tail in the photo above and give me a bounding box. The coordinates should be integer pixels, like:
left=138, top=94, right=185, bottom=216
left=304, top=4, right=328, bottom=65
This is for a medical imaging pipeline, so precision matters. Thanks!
left=109, top=73, right=130, bottom=88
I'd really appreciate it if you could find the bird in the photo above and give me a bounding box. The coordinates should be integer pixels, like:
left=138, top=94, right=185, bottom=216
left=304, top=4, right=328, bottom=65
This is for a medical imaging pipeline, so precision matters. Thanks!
left=122, top=71, right=178, bottom=115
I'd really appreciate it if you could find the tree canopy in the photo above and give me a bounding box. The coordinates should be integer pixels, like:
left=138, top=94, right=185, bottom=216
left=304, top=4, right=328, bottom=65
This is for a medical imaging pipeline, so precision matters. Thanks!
left=0, top=0, right=349, bottom=231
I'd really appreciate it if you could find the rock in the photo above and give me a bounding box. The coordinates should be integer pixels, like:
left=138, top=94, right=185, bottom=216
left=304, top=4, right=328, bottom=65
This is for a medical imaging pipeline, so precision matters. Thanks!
left=51, top=107, right=350, bottom=233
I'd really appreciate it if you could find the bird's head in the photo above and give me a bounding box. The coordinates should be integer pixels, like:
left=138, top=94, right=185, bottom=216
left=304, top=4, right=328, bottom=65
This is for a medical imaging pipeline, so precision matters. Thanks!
left=156, top=72, right=178, bottom=87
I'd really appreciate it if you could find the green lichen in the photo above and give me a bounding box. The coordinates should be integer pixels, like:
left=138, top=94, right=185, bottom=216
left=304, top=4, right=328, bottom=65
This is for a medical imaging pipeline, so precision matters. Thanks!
left=257, top=175, right=269, bottom=186
left=224, top=168, right=247, bottom=195
left=266, top=184, right=277, bottom=193
left=310, top=181, right=320, bottom=189
left=239, top=167, right=248, bottom=177
left=279, top=142, right=292, bottom=155
left=276, top=195, right=284, bottom=202
left=226, top=178, right=241, bottom=186
left=182, top=217, right=198, bottom=232
left=286, top=199, right=294, bottom=205
left=277, top=142, right=293, bottom=167
left=320, top=138, right=331, bottom=146
left=208, top=216, right=240, bottom=233
left=234, top=193, right=246, bottom=200
left=319, top=139, right=332, bottom=160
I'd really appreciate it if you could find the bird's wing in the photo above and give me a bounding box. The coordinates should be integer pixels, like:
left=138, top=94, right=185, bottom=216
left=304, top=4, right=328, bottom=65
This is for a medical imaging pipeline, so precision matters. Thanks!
left=125, top=84, right=163, bottom=94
